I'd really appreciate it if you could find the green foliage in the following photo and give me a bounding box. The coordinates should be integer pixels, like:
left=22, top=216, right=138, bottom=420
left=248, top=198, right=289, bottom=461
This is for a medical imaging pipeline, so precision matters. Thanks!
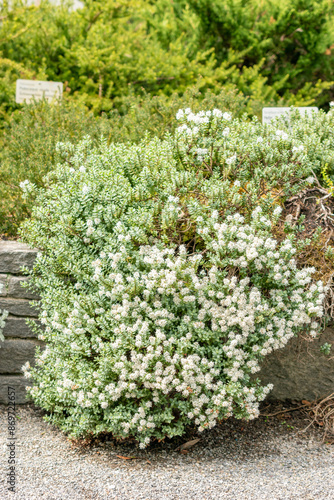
left=106, top=86, right=249, bottom=142
left=19, top=110, right=325, bottom=445
left=274, top=106, right=334, bottom=181
left=0, top=86, right=256, bottom=236
left=2, top=97, right=334, bottom=239
left=320, top=342, right=332, bottom=355
left=0, top=98, right=113, bottom=236
left=172, top=0, right=334, bottom=104
left=0, top=0, right=333, bottom=126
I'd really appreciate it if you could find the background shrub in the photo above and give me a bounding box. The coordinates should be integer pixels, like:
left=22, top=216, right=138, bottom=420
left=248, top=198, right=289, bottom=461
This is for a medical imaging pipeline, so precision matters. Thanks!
left=20, top=110, right=326, bottom=445
left=0, top=86, right=252, bottom=236
left=0, top=98, right=112, bottom=236
left=0, top=0, right=333, bottom=125
left=1, top=0, right=334, bottom=238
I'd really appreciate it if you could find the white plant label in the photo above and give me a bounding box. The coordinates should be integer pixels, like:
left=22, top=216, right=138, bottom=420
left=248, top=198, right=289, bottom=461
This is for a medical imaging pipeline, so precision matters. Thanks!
left=16, top=79, right=63, bottom=104
left=262, top=106, right=318, bottom=124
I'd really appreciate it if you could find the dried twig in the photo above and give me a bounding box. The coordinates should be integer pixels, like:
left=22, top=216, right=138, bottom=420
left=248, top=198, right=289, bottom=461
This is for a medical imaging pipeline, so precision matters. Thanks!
left=301, top=393, right=334, bottom=442
left=261, top=404, right=310, bottom=417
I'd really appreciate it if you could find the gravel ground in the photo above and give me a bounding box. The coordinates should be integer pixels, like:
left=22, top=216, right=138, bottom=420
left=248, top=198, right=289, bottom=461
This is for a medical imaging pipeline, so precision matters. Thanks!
left=0, top=403, right=333, bottom=499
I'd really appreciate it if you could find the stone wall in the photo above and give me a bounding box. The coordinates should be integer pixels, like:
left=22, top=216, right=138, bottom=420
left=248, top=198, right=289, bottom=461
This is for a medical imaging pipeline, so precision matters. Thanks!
left=258, top=326, right=334, bottom=401
left=0, top=241, right=42, bottom=404
left=0, top=241, right=333, bottom=404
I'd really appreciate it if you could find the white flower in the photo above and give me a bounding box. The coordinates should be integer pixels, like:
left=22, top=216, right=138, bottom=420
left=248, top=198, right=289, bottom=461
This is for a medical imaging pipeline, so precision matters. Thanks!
left=176, top=109, right=184, bottom=120
left=275, top=130, right=289, bottom=141
left=19, top=179, right=31, bottom=190
left=292, top=145, right=304, bottom=153
left=223, top=112, right=232, bottom=121
left=213, top=109, right=222, bottom=118
left=226, top=154, right=237, bottom=165
left=82, top=185, right=89, bottom=195
left=273, top=206, right=282, bottom=217
left=196, top=148, right=208, bottom=156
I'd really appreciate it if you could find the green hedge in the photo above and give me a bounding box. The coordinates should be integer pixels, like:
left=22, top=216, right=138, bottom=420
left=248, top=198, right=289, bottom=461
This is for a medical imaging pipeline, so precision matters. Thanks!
left=0, top=0, right=333, bottom=125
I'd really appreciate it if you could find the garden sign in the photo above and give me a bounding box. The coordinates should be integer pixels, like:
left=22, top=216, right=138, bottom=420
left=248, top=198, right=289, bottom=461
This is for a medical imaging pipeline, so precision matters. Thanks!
left=262, top=106, right=318, bottom=124
left=15, top=79, right=63, bottom=104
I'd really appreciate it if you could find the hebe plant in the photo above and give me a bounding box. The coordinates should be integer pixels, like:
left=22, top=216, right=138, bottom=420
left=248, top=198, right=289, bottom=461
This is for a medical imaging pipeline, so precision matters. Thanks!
left=274, top=104, right=334, bottom=182
left=20, top=109, right=325, bottom=446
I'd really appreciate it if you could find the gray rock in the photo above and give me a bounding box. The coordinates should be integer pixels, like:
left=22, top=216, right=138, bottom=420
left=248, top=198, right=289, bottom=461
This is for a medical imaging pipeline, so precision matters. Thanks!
left=0, top=375, right=31, bottom=404
left=0, top=274, right=8, bottom=296
left=0, top=297, right=39, bottom=317
left=8, top=276, right=40, bottom=300
left=259, top=326, right=334, bottom=401
left=0, top=241, right=38, bottom=274
left=2, top=316, right=39, bottom=338
left=0, top=338, right=43, bottom=374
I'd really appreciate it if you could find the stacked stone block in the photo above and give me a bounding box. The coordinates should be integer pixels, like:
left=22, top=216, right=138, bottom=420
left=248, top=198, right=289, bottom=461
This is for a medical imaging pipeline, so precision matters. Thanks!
left=0, top=241, right=42, bottom=404
left=258, top=326, right=334, bottom=401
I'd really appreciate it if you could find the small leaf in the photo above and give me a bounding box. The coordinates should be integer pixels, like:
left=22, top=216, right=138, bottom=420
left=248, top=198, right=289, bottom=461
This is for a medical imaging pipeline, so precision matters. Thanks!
left=116, top=455, right=138, bottom=460
left=178, top=438, right=201, bottom=451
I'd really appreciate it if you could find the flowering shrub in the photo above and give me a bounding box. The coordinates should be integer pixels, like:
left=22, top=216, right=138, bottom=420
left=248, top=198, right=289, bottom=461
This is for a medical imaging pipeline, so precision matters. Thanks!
left=274, top=106, right=334, bottom=181
left=20, top=109, right=326, bottom=446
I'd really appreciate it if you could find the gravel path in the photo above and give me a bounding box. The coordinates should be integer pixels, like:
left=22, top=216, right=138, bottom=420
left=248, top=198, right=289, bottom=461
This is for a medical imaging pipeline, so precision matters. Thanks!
left=0, top=403, right=333, bottom=499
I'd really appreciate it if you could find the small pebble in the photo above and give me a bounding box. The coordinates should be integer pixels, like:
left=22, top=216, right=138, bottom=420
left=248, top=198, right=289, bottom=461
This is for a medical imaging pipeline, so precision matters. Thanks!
left=0, top=404, right=333, bottom=499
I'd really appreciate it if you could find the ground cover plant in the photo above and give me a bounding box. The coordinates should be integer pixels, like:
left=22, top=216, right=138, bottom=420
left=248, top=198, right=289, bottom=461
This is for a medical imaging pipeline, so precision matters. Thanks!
left=19, top=108, right=330, bottom=447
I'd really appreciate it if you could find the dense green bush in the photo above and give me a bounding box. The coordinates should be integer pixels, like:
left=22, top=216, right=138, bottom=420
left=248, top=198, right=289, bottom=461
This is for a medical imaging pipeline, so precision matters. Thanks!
left=180, top=0, right=334, bottom=103
left=4, top=91, right=334, bottom=238
left=274, top=105, right=334, bottom=181
left=20, top=110, right=325, bottom=445
left=0, top=86, right=257, bottom=236
left=0, top=0, right=333, bottom=125
left=0, top=98, right=113, bottom=236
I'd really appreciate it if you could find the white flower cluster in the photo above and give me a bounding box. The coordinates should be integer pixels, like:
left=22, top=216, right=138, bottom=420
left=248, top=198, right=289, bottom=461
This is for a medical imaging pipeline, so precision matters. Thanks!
left=161, top=196, right=182, bottom=228
left=20, top=107, right=331, bottom=446
left=173, top=107, right=311, bottom=193
left=275, top=130, right=289, bottom=141
left=176, top=108, right=231, bottom=140
left=19, top=179, right=35, bottom=199
left=24, top=209, right=324, bottom=446
left=176, top=108, right=231, bottom=124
